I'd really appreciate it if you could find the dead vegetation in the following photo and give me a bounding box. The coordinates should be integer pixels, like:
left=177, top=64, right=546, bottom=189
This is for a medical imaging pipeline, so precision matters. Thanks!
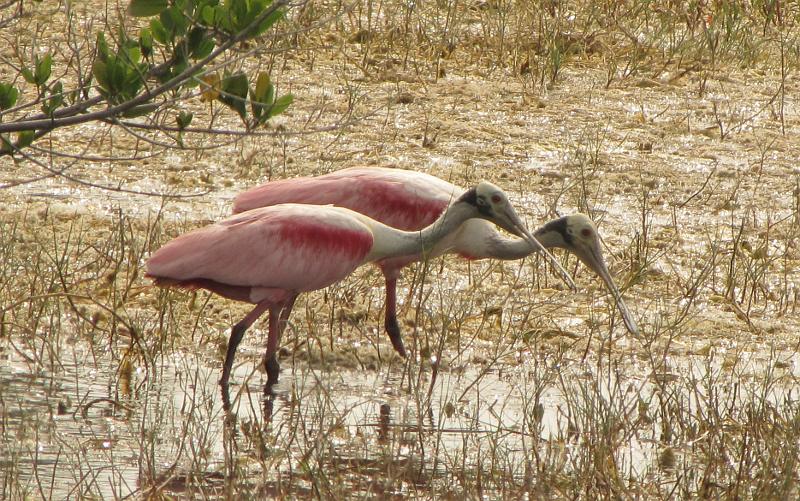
left=1, top=0, right=800, bottom=498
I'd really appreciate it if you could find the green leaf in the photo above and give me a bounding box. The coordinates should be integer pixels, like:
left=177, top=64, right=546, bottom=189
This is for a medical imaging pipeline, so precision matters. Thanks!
left=16, top=131, right=35, bottom=149
left=171, top=58, right=188, bottom=78
left=0, top=135, right=12, bottom=153
left=254, top=72, right=272, bottom=102
left=200, top=73, right=220, bottom=101
left=150, top=19, right=169, bottom=45
left=176, top=110, right=193, bottom=129
left=197, top=0, right=220, bottom=10
left=96, top=32, right=110, bottom=61
left=0, top=83, right=19, bottom=110
left=92, top=60, right=109, bottom=90
left=41, top=81, right=63, bottom=115
left=126, top=46, right=142, bottom=65
left=250, top=72, right=274, bottom=121
left=159, top=9, right=176, bottom=38
left=172, top=6, right=190, bottom=36
left=34, top=54, right=53, bottom=86
left=161, top=6, right=189, bottom=38
left=51, top=81, right=64, bottom=106
left=255, top=6, right=285, bottom=36
left=217, top=5, right=234, bottom=32
left=230, top=0, right=249, bottom=28
left=192, top=38, right=214, bottom=59
left=187, top=27, right=215, bottom=59
left=187, top=26, right=204, bottom=51
left=200, top=4, right=216, bottom=25
left=66, top=89, right=80, bottom=105
left=116, top=26, right=136, bottom=52
left=139, top=28, right=154, bottom=57
left=218, top=72, right=248, bottom=121
left=95, top=53, right=141, bottom=102
left=222, top=72, right=248, bottom=96
left=21, top=67, right=35, bottom=84
left=269, top=93, right=293, bottom=118
left=123, top=65, right=145, bottom=99
left=128, top=0, right=168, bottom=17
left=250, top=97, right=264, bottom=121
left=108, top=59, right=127, bottom=94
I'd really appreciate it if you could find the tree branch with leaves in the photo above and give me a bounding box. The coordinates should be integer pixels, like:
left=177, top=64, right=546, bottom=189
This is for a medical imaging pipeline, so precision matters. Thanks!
left=0, top=0, right=294, bottom=162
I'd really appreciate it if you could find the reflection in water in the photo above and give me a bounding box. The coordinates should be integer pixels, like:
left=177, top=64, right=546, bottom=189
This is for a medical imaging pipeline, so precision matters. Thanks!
left=2, top=337, right=798, bottom=498
left=378, top=403, right=391, bottom=443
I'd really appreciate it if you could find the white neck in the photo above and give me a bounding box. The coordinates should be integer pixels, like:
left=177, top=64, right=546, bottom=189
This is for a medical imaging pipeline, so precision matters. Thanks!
left=458, top=223, right=564, bottom=260
left=365, top=202, right=480, bottom=261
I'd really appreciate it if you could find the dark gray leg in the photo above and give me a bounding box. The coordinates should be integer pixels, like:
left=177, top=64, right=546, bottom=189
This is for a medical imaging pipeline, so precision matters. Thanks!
left=220, top=301, right=271, bottom=389
left=263, top=295, right=298, bottom=394
left=220, top=301, right=271, bottom=409
left=384, top=277, right=407, bottom=357
left=264, top=356, right=281, bottom=393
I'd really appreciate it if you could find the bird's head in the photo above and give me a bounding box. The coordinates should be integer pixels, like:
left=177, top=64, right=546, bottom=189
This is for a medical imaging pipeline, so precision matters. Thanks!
left=537, top=214, right=603, bottom=263
left=457, top=181, right=533, bottom=242
left=536, top=213, right=640, bottom=336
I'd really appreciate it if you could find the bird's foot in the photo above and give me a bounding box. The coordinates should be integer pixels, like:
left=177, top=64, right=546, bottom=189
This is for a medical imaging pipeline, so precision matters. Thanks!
left=385, top=319, right=407, bottom=358
left=264, top=355, right=281, bottom=391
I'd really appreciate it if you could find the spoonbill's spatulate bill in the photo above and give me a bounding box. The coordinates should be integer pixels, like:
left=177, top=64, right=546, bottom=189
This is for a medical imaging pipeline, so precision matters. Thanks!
left=234, top=167, right=639, bottom=345
left=147, top=181, right=539, bottom=396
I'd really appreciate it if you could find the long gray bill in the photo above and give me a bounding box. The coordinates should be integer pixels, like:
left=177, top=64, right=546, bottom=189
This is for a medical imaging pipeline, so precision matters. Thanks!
left=587, top=247, right=639, bottom=336
left=503, top=207, right=577, bottom=291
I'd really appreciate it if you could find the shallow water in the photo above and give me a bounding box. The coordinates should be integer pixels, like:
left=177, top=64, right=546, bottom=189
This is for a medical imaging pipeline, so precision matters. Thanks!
left=3, top=328, right=798, bottom=498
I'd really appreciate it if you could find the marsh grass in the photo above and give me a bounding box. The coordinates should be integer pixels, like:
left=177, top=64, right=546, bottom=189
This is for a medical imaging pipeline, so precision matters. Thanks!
left=2, top=0, right=800, bottom=498
left=1, top=203, right=798, bottom=497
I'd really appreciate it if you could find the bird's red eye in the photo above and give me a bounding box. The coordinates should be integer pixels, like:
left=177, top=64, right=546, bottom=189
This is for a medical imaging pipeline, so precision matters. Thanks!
left=581, top=228, right=593, bottom=238
left=491, top=194, right=502, bottom=204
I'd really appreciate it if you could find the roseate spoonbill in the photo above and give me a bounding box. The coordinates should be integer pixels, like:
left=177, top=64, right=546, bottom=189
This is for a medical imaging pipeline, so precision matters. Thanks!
left=234, top=168, right=639, bottom=350
left=147, top=182, right=541, bottom=392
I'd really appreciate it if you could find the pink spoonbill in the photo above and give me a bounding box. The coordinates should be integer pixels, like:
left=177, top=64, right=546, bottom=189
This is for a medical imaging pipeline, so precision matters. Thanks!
left=234, top=167, right=639, bottom=355
left=147, top=181, right=545, bottom=394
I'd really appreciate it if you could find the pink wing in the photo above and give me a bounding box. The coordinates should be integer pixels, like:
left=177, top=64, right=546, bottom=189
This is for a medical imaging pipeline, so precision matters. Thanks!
left=146, top=205, right=374, bottom=297
left=233, top=167, right=459, bottom=231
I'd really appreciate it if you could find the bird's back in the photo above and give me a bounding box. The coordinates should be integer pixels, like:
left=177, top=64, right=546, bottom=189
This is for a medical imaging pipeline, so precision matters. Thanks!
left=147, top=205, right=376, bottom=302
left=233, top=167, right=460, bottom=231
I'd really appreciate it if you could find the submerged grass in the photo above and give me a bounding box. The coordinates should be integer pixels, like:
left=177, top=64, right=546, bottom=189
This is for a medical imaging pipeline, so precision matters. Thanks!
left=2, top=0, right=800, bottom=499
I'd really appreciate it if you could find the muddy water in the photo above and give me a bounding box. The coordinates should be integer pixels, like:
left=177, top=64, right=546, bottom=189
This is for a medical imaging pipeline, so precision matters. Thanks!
left=3, top=329, right=797, bottom=498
